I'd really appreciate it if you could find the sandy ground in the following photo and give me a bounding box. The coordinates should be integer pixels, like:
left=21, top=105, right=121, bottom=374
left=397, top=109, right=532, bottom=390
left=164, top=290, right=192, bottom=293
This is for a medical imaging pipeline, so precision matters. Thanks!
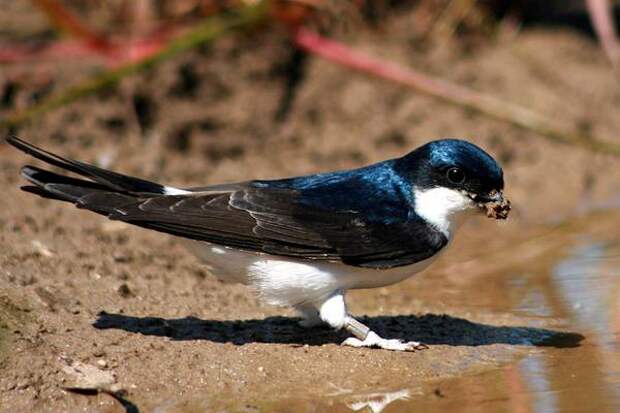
left=1, top=5, right=620, bottom=412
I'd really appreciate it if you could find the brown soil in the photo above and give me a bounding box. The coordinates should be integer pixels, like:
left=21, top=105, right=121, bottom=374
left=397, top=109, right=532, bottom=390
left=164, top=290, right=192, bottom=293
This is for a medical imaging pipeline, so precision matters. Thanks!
left=1, top=4, right=620, bottom=412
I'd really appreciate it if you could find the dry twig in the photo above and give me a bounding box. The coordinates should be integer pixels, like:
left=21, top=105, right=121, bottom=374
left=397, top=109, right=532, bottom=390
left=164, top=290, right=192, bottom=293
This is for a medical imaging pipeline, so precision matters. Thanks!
left=586, top=0, right=620, bottom=76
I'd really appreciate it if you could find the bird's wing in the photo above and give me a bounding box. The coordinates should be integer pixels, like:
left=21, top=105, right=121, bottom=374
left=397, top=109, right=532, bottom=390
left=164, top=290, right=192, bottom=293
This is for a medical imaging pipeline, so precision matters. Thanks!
left=9, top=137, right=447, bottom=269
left=102, top=184, right=447, bottom=268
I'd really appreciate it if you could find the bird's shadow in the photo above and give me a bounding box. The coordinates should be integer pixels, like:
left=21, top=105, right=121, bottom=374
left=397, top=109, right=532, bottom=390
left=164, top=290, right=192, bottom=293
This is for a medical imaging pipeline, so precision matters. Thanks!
left=93, top=311, right=583, bottom=348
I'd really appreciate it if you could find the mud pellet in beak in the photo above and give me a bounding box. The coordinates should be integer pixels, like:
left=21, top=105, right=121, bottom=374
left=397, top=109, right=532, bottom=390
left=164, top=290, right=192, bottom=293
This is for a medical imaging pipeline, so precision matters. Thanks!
left=485, top=198, right=511, bottom=219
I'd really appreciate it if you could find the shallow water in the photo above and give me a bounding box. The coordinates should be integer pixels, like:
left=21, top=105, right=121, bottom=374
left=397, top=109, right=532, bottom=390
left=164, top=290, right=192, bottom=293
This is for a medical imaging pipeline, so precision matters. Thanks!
left=394, top=238, right=620, bottom=413
left=187, top=215, right=618, bottom=413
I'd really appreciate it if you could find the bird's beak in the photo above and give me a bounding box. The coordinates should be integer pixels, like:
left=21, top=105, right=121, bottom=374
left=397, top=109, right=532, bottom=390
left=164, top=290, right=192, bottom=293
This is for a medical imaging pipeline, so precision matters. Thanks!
left=468, top=190, right=511, bottom=220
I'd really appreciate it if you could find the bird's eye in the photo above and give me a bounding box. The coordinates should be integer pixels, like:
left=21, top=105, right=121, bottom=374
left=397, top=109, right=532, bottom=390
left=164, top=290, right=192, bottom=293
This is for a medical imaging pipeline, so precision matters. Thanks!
left=446, top=167, right=465, bottom=184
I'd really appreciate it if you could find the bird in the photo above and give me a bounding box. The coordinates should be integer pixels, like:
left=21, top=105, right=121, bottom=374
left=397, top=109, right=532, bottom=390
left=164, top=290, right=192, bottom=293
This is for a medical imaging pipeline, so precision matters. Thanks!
left=7, top=136, right=510, bottom=351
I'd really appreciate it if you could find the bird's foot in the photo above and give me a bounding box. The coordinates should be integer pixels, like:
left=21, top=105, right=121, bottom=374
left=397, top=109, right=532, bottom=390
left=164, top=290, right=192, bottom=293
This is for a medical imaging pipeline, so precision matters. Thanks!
left=341, top=331, right=428, bottom=352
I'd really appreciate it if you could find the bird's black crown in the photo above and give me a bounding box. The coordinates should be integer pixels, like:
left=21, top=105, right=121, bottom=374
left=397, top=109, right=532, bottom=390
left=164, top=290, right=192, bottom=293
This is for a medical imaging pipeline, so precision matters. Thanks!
left=396, top=139, right=504, bottom=201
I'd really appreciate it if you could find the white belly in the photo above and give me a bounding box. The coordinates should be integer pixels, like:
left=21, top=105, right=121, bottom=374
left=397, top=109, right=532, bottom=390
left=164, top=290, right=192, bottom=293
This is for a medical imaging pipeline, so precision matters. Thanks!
left=183, top=240, right=440, bottom=307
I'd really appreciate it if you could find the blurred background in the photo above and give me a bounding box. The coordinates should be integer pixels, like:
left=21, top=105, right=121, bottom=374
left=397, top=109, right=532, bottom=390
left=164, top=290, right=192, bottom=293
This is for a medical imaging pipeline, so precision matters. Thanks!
left=0, top=1, right=619, bottom=412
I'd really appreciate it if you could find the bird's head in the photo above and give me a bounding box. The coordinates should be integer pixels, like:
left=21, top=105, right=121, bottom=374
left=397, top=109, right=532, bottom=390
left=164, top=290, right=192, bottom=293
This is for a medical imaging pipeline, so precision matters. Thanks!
left=396, top=139, right=510, bottom=235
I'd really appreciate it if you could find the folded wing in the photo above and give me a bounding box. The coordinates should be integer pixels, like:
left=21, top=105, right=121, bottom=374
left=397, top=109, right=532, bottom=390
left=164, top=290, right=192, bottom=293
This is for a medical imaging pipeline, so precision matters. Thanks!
left=8, top=137, right=447, bottom=269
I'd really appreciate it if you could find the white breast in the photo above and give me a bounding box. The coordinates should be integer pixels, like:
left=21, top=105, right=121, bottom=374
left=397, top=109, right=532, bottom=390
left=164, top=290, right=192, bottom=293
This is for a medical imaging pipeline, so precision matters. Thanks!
left=182, top=240, right=440, bottom=307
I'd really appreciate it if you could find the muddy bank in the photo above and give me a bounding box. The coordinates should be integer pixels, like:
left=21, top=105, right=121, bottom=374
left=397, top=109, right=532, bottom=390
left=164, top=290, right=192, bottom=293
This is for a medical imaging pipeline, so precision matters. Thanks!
left=1, top=3, right=620, bottom=412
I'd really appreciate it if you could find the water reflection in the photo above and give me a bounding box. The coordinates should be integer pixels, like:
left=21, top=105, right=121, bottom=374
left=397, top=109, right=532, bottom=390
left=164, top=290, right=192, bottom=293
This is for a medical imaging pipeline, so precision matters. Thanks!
left=346, top=389, right=412, bottom=413
left=555, top=242, right=617, bottom=343
left=337, top=236, right=620, bottom=413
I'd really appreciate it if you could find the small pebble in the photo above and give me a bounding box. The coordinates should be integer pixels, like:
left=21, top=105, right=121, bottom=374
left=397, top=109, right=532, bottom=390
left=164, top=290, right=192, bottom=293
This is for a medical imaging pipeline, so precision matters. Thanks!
left=117, top=283, right=133, bottom=298
left=112, top=252, right=132, bottom=263
left=31, top=240, right=54, bottom=257
left=92, top=349, right=106, bottom=358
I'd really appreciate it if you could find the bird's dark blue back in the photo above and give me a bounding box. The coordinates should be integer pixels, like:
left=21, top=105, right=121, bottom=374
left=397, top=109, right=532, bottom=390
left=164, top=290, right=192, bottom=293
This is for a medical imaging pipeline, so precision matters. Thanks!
left=251, top=160, right=415, bottom=225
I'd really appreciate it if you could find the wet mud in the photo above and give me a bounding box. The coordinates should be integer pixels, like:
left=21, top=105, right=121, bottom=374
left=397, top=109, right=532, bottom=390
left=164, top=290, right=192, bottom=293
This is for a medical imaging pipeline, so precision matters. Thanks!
left=1, top=3, right=620, bottom=412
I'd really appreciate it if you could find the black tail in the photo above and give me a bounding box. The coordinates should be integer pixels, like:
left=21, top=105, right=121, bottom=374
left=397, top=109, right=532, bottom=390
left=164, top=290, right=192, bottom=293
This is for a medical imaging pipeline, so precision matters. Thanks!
left=7, top=136, right=168, bottom=194
left=7, top=136, right=169, bottom=215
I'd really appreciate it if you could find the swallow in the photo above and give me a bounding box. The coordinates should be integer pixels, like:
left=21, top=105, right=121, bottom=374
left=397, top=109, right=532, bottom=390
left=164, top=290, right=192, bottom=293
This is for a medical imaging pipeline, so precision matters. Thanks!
left=7, top=136, right=510, bottom=351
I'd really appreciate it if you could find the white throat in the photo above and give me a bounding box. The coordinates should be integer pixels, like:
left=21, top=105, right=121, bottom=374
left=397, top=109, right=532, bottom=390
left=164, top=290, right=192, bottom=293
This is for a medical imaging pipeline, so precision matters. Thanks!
left=413, top=186, right=475, bottom=238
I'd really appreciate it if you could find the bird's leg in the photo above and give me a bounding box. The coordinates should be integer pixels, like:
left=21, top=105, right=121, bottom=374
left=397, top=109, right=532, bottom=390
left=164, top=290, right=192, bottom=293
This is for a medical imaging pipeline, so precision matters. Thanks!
left=343, top=315, right=371, bottom=339
left=318, top=291, right=427, bottom=352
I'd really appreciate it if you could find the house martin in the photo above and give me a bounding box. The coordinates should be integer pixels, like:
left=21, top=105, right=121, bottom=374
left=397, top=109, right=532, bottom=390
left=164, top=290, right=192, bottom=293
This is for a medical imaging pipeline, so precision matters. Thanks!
left=7, top=136, right=510, bottom=351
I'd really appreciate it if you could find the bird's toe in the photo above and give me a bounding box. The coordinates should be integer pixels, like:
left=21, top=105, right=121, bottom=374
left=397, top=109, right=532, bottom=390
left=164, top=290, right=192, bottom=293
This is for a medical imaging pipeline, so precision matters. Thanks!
left=341, top=331, right=428, bottom=352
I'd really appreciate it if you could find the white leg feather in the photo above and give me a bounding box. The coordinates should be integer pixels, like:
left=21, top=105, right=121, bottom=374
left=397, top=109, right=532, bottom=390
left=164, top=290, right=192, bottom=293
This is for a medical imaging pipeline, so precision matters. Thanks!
left=319, top=291, right=347, bottom=329
left=295, top=304, right=323, bottom=328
